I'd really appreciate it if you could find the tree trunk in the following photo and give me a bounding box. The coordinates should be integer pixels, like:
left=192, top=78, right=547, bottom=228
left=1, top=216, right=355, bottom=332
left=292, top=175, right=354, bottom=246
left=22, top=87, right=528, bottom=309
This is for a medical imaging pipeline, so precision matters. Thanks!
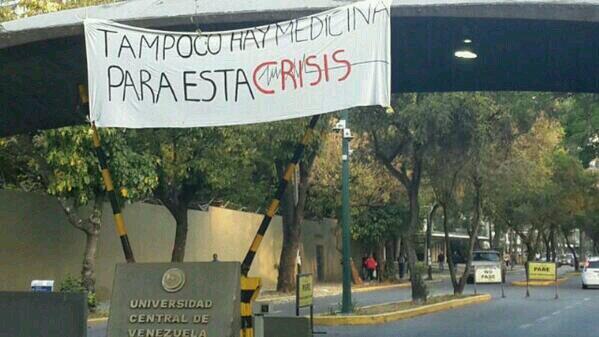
left=563, top=230, right=579, bottom=272
left=171, top=203, right=189, bottom=262
left=543, top=233, right=551, bottom=262
left=491, top=225, right=502, bottom=250
left=442, top=203, right=459, bottom=292
left=55, top=194, right=104, bottom=312
left=407, top=172, right=427, bottom=303
left=455, top=177, right=483, bottom=295
left=549, top=228, right=557, bottom=262
left=81, top=228, right=100, bottom=293
left=158, top=187, right=192, bottom=263
left=425, top=204, right=439, bottom=280
left=277, top=186, right=301, bottom=292
left=277, top=158, right=314, bottom=292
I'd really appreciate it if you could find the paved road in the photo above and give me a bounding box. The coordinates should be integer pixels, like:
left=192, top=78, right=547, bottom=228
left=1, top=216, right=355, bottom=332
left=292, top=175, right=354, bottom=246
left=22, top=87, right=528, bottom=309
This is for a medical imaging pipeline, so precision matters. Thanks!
left=88, top=267, right=599, bottom=337
left=320, top=274, right=599, bottom=337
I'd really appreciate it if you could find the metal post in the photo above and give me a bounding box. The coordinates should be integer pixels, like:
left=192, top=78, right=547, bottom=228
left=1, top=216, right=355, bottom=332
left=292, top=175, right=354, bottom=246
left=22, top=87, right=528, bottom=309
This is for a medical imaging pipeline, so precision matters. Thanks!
left=340, top=110, right=352, bottom=313
left=473, top=266, right=477, bottom=295
left=310, top=305, right=314, bottom=335
left=554, top=264, right=559, bottom=300
left=526, top=262, right=530, bottom=298
left=295, top=273, right=300, bottom=317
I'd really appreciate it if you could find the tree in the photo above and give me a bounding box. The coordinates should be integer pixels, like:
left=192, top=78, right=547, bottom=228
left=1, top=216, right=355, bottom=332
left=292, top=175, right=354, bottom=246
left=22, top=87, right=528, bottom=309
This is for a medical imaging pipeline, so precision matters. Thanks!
left=0, top=0, right=148, bottom=306
left=556, top=94, right=599, bottom=167
left=487, top=115, right=564, bottom=264
left=310, top=129, right=404, bottom=251
left=544, top=151, right=596, bottom=270
left=423, top=93, right=502, bottom=294
left=127, top=127, right=258, bottom=262
left=240, top=118, right=329, bottom=292
left=1, top=127, right=157, bottom=302
left=354, top=94, right=473, bottom=303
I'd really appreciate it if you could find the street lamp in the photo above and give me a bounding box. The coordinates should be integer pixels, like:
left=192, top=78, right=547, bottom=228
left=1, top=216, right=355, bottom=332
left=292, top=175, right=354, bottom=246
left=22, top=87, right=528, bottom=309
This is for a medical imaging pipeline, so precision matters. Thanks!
left=334, top=111, right=353, bottom=313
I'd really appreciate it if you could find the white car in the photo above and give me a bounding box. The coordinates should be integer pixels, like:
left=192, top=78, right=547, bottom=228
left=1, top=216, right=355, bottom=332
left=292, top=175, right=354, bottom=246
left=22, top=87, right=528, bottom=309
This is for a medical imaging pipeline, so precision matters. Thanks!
left=582, top=257, right=599, bottom=289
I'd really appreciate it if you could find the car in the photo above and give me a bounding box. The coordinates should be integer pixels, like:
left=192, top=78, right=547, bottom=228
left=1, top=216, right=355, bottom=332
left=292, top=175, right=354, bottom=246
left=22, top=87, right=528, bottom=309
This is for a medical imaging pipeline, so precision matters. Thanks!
left=582, top=257, right=599, bottom=289
left=464, top=250, right=507, bottom=284
left=558, top=253, right=574, bottom=267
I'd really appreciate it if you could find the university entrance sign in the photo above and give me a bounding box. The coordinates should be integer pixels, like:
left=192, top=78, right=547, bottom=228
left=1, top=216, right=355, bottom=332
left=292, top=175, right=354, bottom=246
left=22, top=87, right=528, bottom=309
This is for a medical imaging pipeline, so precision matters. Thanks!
left=107, top=262, right=241, bottom=337
left=84, top=0, right=391, bottom=128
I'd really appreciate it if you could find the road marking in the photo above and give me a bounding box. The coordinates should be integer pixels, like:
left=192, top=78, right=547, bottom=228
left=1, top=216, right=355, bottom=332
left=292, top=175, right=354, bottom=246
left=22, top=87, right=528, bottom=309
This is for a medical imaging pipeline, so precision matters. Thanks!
left=584, top=298, right=590, bottom=302
left=537, top=316, right=550, bottom=322
left=565, top=305, right=573, bottom=310
left=519, top=324, right=533, bottom=329
left=551, top=311, right=561, bottom=316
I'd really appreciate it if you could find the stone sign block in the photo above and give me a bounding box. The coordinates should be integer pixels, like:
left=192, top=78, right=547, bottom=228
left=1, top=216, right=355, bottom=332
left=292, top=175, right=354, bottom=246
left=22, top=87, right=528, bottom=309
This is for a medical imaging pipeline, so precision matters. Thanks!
left=108, top=262, right=241, bottom=337
left=257, top=316, right=311, bottom=337
left=0, top=291, right=87, bottom=337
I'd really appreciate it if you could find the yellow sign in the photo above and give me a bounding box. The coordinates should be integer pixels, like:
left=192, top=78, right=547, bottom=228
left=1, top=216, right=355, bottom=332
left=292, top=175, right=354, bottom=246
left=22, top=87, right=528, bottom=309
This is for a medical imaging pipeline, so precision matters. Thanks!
left=528, top=262, right=557, bottom=281
left=297, top=274, right=313, bottom=308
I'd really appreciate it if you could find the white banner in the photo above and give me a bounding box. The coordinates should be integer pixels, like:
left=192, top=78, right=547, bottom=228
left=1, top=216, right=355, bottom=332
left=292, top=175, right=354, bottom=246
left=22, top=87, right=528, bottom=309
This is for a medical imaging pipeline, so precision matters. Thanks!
left=84, top=0, right=391, bottom=128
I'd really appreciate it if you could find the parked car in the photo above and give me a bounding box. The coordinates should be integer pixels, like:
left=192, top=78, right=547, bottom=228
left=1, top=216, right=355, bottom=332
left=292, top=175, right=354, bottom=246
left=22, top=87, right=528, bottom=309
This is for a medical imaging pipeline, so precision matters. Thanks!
left=582, top=257, right=599, bottom=289
left=465, top=250, right=507, bottom=284
left=558, top=253, right=574, bottom=267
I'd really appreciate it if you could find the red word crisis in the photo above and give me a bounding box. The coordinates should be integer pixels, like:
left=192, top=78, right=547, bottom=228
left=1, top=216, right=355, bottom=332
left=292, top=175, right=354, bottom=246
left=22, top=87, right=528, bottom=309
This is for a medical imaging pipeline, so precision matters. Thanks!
left=252, top=49, right=352, bottom=95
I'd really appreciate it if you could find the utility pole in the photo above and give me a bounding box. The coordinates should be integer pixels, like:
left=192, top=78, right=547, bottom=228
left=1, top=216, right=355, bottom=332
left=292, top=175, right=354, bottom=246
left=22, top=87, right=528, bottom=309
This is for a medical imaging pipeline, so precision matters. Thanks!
left=336, top=110, right=353, bottom=313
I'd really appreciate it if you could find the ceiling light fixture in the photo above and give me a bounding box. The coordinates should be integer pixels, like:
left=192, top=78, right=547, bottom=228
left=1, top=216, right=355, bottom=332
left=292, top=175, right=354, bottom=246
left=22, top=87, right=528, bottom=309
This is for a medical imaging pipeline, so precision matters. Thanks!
left=454, top=50, right=477, bottom=59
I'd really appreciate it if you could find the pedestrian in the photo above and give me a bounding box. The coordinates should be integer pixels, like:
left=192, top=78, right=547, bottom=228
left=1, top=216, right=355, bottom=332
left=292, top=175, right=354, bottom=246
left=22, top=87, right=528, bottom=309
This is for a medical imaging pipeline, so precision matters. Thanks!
left=361, top=255, right=369, bottom=280
left=510, top=253, right=517, bottom=271
left=212, top=253, right=219, bottom=262
left=365, top=254, right=378, bottom=282
left=398, top=254, right=406, bottom=279
left=438, top=252, right=445, bottom=272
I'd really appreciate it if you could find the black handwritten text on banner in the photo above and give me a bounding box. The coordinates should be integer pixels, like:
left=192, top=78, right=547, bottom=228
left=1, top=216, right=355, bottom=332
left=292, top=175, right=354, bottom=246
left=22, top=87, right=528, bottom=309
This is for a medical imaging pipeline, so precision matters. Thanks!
left=84, top=0, right=391, bottom=128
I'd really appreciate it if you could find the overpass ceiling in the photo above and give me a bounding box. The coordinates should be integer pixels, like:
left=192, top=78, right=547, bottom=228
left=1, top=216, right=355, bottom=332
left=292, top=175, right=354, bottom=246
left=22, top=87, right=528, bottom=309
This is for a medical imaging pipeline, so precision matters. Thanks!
left=0, top=0, right=598, bottom=136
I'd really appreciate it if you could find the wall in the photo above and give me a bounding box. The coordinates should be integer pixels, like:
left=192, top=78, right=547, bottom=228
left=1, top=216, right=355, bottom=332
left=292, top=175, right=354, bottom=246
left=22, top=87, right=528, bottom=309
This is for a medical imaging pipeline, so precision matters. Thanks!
left=0, top=190, right=342, bottom=300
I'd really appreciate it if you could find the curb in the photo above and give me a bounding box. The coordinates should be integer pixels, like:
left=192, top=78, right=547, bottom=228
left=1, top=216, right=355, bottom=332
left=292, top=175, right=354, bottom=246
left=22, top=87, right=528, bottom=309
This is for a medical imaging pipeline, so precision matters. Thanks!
left=312, top=294, right=492, bottom=326
left=88, top=317, right=108, bottom=325
left=511, top=278, right=569, bottom=287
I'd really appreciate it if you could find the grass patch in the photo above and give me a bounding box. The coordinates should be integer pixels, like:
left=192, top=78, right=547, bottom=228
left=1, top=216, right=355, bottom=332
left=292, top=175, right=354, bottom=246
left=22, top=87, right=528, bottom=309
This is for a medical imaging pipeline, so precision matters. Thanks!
left=325, top=294, right=471, bottom=316
left=88, top=311, right=109, bottom=319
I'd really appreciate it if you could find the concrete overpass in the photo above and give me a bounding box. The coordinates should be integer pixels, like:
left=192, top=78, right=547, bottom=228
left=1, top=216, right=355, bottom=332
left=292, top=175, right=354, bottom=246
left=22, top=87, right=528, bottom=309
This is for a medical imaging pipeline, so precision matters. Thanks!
left=1, top=0, right=598, bottom=136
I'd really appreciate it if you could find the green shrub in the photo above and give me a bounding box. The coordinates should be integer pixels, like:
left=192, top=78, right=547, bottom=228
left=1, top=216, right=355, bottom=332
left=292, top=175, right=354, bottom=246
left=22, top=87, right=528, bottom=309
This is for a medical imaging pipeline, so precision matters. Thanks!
left=382, top=259, right=397, bottom=280
left=59, top=275, right=97, bottom=311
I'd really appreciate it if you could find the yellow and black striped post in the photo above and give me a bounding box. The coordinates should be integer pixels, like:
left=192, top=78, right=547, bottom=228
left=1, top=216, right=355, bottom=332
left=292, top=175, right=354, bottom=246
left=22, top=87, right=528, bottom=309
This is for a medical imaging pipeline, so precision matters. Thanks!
left=240, top=276, right=261, bottom=337
left=79, top=85, right=136, bottom=263
left=240, top=115, right=320, bottom=276
left=239, top=115, right=320, bottom=337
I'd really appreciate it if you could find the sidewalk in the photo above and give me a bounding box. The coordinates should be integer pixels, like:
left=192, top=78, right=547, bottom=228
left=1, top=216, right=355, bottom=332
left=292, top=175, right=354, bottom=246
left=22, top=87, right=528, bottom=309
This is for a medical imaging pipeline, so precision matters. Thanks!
left=257, top=272, right=451, bottom=304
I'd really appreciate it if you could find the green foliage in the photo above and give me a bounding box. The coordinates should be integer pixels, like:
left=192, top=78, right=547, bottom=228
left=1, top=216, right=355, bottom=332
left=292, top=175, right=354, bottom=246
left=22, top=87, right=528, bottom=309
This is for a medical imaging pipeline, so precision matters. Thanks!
left=59, top=275, right=97, bottom=311
left=382, top=259, right=397, bottom=281
left=351, top=203, right=408, bottom=247
left=33, top=127, right=158, bottom=205
left=555, top=94, right=599, bottom=166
